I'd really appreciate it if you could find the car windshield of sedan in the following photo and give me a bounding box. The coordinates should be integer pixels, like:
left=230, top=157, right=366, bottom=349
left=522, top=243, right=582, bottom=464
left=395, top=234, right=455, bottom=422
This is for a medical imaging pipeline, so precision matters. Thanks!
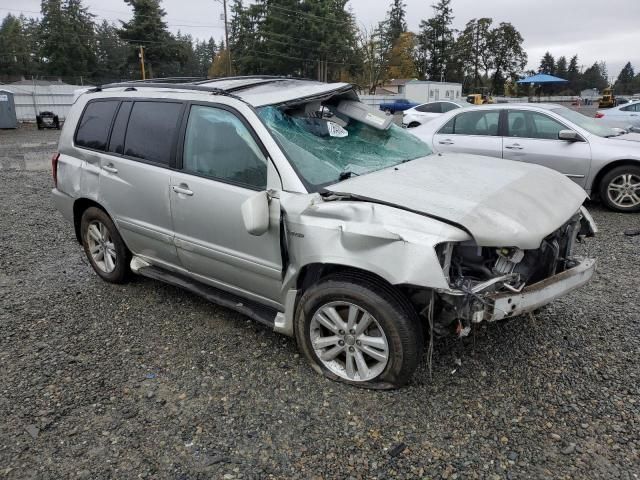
left=258, top=105, right=432, bottom=190
left=551, top=107, right=620, bottom=137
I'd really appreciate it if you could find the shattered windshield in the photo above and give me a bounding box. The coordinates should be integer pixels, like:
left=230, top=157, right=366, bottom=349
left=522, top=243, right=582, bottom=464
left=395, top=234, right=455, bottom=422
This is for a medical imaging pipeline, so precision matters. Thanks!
left=258, top=105, right=432, bottom=190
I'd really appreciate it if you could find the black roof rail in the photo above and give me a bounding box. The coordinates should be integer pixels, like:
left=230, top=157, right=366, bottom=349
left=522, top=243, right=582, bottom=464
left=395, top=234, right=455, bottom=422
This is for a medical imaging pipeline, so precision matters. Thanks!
left=128, top=77, right=208, bottom=84
left=98, top=82, right=244, bottom=101
left=193, top=75, right=317, bottom=85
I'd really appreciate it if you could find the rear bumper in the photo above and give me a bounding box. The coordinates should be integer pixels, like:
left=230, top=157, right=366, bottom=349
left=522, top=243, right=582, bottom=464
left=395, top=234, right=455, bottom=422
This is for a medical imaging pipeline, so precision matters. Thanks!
left=52, top=188, right=74, bottom=223
left=484, top=257, right=596, bottom=321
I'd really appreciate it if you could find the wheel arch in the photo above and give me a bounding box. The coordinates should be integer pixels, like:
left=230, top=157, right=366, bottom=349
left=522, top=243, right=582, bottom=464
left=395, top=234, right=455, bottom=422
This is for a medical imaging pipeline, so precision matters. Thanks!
left=293, top=263, right=421, bottom=317
left=591, top=159, right=640, bottom=199
left=72, top=198, right=110, bottom=244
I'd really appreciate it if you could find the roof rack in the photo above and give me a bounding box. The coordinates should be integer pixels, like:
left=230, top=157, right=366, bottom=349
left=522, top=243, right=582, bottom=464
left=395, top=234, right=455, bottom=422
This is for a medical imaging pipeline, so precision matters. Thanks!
left=192, top=75, right=314, bottom=85
left=127, top=77, right=208, bottom=84
left=93, top=82, right=242, bottom=100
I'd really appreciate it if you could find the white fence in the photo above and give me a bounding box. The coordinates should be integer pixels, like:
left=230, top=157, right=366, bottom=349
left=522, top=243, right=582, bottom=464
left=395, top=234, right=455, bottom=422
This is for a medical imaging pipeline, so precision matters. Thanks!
left=0, top=83, right=87, bottom=122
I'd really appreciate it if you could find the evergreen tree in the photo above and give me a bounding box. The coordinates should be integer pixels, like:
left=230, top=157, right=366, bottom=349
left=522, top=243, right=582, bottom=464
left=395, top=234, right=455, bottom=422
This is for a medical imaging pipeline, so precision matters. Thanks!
left=417, top=0, right=454, bottom=81
left=94, top=20, right=128, bottom=82
left=39, top=0, right=97, bottom=78
left=538, top=51, right=555, bottom=74
left=0, top=14, right=36, bottom=77
left=582, top=62, right=608, bottom=91
left=119, top=0, right=176, bottom=78
left=616, top=62, right=635, bottom=94
left=567, top=55, right=581, bottom=93
left=385, top=0, right=407, bottom=47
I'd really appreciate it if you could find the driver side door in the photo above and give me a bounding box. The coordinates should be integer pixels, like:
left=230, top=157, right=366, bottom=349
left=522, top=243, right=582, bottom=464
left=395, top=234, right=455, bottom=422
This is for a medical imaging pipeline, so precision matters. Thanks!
left=170, top=104, right=283, bottom=305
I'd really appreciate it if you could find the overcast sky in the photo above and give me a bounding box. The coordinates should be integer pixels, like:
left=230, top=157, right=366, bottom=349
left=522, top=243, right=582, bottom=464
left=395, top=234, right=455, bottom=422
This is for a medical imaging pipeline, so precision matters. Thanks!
left=5, top=0, right=639, bottom=81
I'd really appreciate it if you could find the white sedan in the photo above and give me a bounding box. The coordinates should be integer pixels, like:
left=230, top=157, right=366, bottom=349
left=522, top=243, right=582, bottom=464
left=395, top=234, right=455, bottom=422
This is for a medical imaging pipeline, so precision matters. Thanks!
left=595, top=100, right=640, bottom=130
left=402, top=100, right=467, bottom=128
left=408, top=103, right=640, bottom=212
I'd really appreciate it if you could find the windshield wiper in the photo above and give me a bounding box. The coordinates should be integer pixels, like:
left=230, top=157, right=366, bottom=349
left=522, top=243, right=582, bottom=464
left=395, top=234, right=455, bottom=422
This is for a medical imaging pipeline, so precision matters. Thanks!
left=338, top=170, right=360, bottom=181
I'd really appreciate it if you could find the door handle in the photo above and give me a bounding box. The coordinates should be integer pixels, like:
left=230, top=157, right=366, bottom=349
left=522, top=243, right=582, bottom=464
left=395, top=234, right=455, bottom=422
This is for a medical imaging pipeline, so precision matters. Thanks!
left=505, top=144, right=523, bottom=150
left=439, top=139, right=454, bottom=145
left=172, top=185, right=194, bottom=196
left=630, top=114, right=638, bottom=117
left=103, top=164, right=118, bottom=174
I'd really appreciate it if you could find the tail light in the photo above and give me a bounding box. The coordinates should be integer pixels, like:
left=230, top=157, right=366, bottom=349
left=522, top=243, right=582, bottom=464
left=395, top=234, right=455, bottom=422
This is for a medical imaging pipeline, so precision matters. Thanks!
left=51, top=152, right=60, bottom=188
left=595, top=112, right=604, bottom=118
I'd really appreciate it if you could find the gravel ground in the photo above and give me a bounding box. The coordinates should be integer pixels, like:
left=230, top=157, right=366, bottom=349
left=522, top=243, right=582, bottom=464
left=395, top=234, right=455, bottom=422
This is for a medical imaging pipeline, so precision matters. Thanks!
left=1, top=125, right=639, bottom=479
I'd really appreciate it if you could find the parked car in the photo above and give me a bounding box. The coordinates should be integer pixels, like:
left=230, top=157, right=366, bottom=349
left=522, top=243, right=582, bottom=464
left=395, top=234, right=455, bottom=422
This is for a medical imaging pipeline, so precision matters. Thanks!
left=409, top=103, right=640, bottom=212
left=402, top=100, right=467, bottom=128
left=595, top=100, right=640, bottom=130
left=52, top=78, right=596, bottom=388
left=378, top=98, right=420, bottom=114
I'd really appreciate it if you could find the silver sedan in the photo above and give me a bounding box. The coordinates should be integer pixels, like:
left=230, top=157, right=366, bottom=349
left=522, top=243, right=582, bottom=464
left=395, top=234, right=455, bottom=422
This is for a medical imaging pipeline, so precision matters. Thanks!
left=409, top=103, right=640, bottom=212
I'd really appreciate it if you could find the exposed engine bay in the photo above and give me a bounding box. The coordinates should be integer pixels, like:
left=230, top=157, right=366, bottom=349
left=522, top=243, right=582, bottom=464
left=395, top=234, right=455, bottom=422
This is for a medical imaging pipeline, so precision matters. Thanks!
left=433, top=208, right=596, bottom=336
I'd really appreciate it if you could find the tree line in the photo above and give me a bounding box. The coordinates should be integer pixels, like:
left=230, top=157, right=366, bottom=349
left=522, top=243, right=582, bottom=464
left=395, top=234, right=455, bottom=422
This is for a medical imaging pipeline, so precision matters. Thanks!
left=1, top=0, right=639, bottom=96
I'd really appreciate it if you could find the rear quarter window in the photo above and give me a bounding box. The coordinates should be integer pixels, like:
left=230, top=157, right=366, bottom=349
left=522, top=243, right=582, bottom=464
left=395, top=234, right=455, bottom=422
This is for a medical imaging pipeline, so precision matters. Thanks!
left=75, top=100, right=119, bottom=151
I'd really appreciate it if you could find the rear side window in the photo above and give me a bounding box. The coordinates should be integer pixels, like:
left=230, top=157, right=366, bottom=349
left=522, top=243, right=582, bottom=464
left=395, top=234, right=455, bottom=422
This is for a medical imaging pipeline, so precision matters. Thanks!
left=75, top=100, right=119, bottom=151
left=124, top=101, right=183, bottom=165
left=416, top=103, right=441, bottom=113
left=441, top=111, right=500, bottom=136
left=441, top=102, right=460, bottom=113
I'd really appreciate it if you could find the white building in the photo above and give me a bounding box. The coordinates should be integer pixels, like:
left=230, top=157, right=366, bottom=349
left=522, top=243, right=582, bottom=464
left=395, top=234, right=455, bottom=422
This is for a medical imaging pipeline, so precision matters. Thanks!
left=404, top=81, right=462, bottom=103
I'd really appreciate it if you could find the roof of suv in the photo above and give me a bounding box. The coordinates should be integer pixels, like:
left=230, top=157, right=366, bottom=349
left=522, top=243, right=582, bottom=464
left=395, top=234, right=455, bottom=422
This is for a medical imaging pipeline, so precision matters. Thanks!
left=96, top=76, right=353, bottom=107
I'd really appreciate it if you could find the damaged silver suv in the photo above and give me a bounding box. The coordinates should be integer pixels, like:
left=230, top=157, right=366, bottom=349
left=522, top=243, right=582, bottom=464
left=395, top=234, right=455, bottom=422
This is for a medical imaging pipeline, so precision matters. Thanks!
left=52, top=77, right=597, bottom=388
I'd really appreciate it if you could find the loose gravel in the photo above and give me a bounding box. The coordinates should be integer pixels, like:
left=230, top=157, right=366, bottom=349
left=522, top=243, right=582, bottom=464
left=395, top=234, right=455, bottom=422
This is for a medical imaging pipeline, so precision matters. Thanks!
left=1, top=125, right=639, bottom=479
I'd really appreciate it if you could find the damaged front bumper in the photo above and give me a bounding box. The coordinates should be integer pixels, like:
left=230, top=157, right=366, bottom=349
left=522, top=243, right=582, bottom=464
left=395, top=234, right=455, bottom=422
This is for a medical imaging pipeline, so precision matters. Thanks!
left=483, top=256, right=596, bottom=321
left=438, top=256, right=596, bottom=324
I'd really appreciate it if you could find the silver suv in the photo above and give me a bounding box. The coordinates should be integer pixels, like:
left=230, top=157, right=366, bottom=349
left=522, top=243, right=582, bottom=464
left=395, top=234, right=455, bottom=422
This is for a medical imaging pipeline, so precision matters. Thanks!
left=52, top=77, right=597, bottom=388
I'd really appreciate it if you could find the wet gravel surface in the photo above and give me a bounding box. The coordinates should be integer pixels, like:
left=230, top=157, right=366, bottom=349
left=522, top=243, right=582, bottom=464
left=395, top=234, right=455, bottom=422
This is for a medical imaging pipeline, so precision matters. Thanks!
left=1, top=125, right=639, bottom=479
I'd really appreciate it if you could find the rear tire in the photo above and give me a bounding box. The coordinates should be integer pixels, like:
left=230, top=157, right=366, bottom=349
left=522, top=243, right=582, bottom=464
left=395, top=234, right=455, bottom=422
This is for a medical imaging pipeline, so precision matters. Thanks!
left=598, top=165, right=640, bottom=212
left=295, top=274, right=423, bottom=389
left=80, top=207, right=131, bottom=283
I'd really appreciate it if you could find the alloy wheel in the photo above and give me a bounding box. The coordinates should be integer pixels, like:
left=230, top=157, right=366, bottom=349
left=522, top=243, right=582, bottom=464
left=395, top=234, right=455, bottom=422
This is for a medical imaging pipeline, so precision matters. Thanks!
left=607, top=173, right=640, bottom=209
left=309, top=301, right=389, bottom=382
left=86, top=220, right=117, bottom=273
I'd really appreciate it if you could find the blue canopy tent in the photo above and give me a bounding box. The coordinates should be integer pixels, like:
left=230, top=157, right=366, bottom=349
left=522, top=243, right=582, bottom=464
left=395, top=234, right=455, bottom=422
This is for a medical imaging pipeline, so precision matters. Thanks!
left=517, top=73, right=569, bottom=99
left=516, top=73, right=569, bottom=86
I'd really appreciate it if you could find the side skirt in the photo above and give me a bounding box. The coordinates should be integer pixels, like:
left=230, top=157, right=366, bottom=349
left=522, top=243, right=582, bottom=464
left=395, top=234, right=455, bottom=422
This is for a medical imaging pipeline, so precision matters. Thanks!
left=136, top=264, right=279, bottom=329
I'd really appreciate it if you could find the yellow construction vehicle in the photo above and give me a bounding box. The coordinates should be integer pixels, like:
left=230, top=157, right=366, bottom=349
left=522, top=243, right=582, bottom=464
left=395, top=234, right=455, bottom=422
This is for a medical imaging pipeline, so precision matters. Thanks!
left=599, top=87, right=615, bottom=109
left=465, top=93, right=494, bottom=105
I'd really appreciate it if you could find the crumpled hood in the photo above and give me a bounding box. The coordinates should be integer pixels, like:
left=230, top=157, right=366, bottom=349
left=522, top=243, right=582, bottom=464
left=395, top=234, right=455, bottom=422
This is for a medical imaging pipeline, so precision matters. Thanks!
left=326, top=153, right=587, bottom=249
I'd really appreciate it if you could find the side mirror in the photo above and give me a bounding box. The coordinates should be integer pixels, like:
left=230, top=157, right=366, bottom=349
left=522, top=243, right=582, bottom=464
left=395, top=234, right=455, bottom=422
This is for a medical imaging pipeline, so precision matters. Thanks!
left=558, top=129, right=582, bottom=142
left=241, top=191, right=270, bottom=236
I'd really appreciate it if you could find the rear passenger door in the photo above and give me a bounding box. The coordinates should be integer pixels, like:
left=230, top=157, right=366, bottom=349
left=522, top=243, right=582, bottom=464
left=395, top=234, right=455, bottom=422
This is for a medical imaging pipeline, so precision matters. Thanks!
left=95, top=99, right=185, bottom=267
left=502, top=109, right=591, bottom=187
left=169, top=103, right=283, bottom=304
left=432, top=109, right=503, bottom=158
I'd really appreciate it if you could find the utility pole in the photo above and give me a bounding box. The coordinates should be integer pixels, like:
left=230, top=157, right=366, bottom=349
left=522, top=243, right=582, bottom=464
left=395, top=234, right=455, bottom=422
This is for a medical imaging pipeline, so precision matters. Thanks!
left=139, top=46, right=146, bottom=80
left=223, top=0, right=231, bottom=76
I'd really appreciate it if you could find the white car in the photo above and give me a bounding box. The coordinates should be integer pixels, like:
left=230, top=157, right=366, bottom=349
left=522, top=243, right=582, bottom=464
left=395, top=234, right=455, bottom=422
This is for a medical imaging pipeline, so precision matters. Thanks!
left=595, top=101, right=640, bottom=130
left=402, top=100, right=467, bottom=128
left=409, top=103, right=640, bottom=212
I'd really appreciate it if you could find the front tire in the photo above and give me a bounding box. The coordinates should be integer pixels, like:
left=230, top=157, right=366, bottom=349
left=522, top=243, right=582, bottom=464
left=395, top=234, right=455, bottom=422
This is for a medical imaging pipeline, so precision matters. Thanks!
left=599, top=165, right=640, bottom=212
left=80, top=207, right=131, bottom=283
left=295, top=274, right=423, bottom=389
